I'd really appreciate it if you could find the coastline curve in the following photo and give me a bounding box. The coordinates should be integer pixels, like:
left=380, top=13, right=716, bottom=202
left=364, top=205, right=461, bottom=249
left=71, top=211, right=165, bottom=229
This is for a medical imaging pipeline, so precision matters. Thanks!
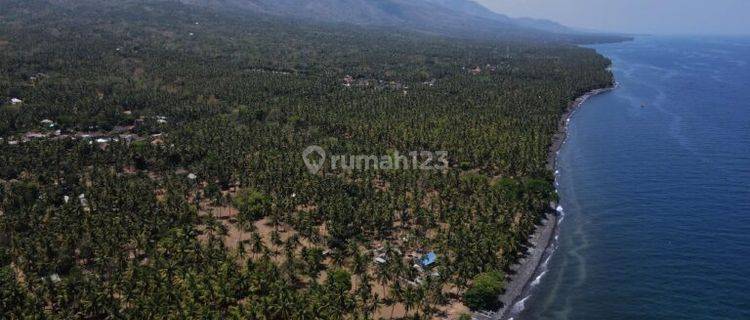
left=473, top=83, right=617, bottom=320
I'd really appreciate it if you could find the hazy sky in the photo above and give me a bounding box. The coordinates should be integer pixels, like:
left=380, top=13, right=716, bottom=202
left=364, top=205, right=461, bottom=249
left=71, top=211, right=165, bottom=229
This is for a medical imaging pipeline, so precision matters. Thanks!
left=475, top=0, right=750, bottom=35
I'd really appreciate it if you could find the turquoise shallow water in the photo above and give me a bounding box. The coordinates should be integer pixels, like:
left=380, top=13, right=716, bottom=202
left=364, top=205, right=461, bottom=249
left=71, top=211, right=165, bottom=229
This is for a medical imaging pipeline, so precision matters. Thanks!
left=519, top=37, right=750, bottom=320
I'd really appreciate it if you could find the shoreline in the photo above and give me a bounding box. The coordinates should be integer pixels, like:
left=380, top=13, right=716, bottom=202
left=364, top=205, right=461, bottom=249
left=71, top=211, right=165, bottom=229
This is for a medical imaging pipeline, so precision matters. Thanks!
left=475, top=84, right=616, bottom=320
left=547, top=84, right=617, bottom=172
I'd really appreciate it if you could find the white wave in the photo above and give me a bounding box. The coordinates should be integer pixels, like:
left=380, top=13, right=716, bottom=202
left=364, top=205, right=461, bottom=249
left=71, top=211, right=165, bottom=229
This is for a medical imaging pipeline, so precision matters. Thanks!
left=554, top=170, right=560, bottom=175
left=556, top=205, right=564, bottom=213
left=531, top=271, right=547, bottom=286
left=542, top=255, right=552, bottom=268
left=511, top=296, right=530, bottom=314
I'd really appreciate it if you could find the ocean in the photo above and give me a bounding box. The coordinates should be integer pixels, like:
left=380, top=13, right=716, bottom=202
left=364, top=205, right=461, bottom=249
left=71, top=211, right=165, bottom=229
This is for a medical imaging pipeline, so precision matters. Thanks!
left=518, top=36, right=750, bottom=319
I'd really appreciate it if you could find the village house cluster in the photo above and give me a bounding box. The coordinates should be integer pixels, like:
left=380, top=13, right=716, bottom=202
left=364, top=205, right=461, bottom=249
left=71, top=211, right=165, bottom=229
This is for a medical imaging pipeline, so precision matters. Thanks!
left=0, top=106, right=171, bottom=147
left=342, top=75, right=433, bottom=90
left=465, top=64, right=504, bottom=75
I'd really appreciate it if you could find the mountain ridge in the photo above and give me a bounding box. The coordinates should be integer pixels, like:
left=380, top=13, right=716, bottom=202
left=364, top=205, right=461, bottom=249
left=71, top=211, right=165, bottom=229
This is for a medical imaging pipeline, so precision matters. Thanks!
left=180, top=0, right=577, bottom=38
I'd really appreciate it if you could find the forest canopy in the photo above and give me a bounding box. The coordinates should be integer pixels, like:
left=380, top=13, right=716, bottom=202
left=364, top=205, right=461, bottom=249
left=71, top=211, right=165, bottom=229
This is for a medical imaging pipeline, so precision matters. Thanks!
left=0, top=0, right=614, bottom=318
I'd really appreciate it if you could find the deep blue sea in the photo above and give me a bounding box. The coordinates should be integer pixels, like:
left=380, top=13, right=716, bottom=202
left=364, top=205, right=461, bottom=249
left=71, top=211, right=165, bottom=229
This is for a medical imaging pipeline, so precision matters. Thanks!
left=519, top=37, right=750, bottom=319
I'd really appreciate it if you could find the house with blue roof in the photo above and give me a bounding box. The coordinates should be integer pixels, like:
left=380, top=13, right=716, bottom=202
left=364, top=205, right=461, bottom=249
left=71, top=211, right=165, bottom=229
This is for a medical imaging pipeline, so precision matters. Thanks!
left=420, top=252, right=437, bottom=268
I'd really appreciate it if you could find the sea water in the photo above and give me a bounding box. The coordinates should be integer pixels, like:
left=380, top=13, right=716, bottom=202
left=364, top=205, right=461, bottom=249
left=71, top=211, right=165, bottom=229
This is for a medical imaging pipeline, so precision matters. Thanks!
left=520, top=36, right=750, bottom=319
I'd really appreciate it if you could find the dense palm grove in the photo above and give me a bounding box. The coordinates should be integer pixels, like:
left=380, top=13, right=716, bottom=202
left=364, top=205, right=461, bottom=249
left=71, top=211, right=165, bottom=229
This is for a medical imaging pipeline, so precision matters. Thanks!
left=0, top=0, right=616, bottom=318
